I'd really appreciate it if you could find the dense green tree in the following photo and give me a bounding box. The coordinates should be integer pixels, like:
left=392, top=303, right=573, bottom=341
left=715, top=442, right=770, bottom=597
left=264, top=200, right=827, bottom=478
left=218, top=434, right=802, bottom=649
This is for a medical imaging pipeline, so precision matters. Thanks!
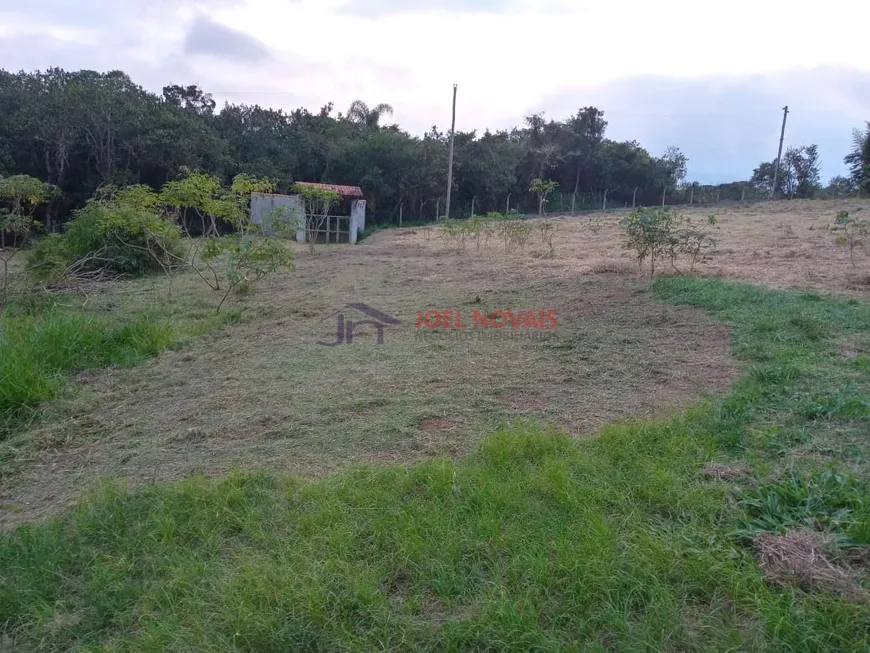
left=751, top=145, right=821, bottom=199
left=845, top=123, right=870, bottom=194
left=0, top=67, right=859, bottom=231
left=564, top=107, right=607, bottom=205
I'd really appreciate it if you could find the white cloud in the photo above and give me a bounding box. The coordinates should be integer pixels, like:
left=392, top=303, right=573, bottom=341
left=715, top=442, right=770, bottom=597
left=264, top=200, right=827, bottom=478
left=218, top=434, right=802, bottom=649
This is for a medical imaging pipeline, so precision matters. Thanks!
left=1, top=0, right=868, bottom=180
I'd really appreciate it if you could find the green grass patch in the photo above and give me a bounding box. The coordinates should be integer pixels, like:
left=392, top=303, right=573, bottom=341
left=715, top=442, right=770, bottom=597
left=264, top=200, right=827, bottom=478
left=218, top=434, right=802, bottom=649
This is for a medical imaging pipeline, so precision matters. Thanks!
left=1, top=277, right=869, bottom=650
left=0, top=312, right=173, bottom=420
left=0, top=297, right=239, bottom=434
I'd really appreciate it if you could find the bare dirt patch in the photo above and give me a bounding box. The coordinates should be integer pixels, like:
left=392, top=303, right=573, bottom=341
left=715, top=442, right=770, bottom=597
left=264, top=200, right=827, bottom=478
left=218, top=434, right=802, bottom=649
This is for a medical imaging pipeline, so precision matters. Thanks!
left=502, top=393, right=549, bottom=413
left=418, top=418, right=457, bottom=433
left=754, top=531, right=867, bottom=603
left=702, top=461, right=750, bottom=481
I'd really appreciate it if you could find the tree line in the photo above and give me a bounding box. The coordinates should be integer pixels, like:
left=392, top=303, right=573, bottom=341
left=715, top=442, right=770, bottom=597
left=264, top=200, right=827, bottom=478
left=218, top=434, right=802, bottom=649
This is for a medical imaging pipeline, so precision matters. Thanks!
left=1, top=68, right=868, bottom=228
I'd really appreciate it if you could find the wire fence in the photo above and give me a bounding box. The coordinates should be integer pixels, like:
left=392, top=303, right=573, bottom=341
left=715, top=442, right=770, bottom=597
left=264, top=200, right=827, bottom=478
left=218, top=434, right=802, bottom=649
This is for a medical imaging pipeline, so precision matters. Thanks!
left=369, top=187, right=865, bottom=226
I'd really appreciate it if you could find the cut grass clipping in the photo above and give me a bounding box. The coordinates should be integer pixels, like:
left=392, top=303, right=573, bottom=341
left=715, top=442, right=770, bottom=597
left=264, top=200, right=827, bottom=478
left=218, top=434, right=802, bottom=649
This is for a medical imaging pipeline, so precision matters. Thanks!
left=0, top=305, right=240, bottom=433
left=1, top=277, right=869, bottom=650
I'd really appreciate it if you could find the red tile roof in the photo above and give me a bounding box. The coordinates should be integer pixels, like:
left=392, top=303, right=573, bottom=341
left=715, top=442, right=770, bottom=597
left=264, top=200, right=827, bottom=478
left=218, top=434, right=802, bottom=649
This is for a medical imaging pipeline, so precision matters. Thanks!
left=294, top=182, right=364, bottom=199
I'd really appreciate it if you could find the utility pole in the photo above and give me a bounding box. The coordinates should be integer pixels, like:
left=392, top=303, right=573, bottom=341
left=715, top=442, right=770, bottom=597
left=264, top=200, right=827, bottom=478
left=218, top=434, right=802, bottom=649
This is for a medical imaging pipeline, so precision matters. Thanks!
left=771, top=105, right=789, bottom=199
left=445, top=84, right=457, bottom=219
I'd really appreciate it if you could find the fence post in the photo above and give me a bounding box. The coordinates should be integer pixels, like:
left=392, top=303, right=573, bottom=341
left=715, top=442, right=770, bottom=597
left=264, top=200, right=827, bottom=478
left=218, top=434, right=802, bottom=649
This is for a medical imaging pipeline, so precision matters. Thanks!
left=602, top=189, right=608, bottom=211
left=632, top=187, right=638, bottom=208
left=436, top=198, right=441, bottom=220
left=716, top=188, right=721, bottom=204
left=399, top=203, right=403, bottom=227
left=506, top=194, right=511, bottom=215
left=690, top=185, right=694, bottom=205
left=661, top=185, right=667, bottom=207
left=470, top=196, right=475, bottom=217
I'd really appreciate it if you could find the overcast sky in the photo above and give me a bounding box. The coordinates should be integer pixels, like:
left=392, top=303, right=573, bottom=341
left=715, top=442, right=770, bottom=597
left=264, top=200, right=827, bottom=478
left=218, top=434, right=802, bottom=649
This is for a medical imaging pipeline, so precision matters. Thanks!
left=1, top=0, right=868, bottom=183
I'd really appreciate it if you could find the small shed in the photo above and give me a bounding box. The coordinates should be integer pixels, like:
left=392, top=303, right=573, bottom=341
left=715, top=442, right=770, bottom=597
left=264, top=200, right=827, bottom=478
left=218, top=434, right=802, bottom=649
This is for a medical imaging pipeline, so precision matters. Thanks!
left=250, top=183, right=367, bottom=245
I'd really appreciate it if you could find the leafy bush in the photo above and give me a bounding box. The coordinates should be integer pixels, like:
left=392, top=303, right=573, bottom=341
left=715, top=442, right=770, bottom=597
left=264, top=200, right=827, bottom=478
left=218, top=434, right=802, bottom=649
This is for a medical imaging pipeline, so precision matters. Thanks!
left=0, top=175, right=57, bottom=305
left=161, top=171, right=274, bottom=236
left=193, top=236, right=295, bottom=311
left=438, top=219, right=470, bottom=252
left=29, top=200, right=184, bottom=280
left=620, top=207, right=717, bottom=275
left=438, top=212, right=537, bottom=254
left=497, top=218, right=535, bottom=252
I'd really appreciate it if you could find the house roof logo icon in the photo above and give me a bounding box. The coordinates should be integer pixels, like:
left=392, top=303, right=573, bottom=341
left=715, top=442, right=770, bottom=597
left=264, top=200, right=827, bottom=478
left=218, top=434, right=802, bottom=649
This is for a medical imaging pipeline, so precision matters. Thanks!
left=318, top=303, right=401, bottom=346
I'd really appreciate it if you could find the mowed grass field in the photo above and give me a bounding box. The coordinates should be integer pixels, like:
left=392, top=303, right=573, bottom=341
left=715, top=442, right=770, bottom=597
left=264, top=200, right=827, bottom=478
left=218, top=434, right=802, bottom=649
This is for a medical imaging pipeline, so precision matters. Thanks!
left=1, top=200, right=869, bottom=650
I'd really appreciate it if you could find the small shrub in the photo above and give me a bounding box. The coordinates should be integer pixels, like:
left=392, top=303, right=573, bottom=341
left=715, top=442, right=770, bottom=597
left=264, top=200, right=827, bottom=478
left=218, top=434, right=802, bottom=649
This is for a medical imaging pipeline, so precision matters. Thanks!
left=499, top=219, right=535, bottom=252
left=620, top=207, right=717, bottom=275
left=26, top=233, right=69, bottom=280
left=579, top=218, right=605, bottom=235
left=829, top=211, right=868, bottom=267
left=620, top=207, right=678, bottom=275
left=193, top=236, right=295, bottom=312
left=263, top=206, right=303, bottom=239
left=437, top=213, right=537, bottom=254
left=530, top=179, right=558, bottom=215
left=1, top=175, right=57, bottom=305
left=439, top=219, right=468, bottom=253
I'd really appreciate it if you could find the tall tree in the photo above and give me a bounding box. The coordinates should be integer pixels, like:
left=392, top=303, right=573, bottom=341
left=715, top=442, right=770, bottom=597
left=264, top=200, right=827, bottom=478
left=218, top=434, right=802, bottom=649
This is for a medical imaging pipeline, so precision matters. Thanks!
left=785, top=144, right=821, bottom=198
left=346, top=101, right=394, bottom=129
left=565, top=107, right=607, bottom=203
left=845, top=123, right=870, bottom=193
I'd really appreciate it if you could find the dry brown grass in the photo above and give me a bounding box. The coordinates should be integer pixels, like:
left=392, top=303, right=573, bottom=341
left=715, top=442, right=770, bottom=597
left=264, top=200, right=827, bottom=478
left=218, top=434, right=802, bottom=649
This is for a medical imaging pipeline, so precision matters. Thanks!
left=10, top=198, right=859, bottom=527
left=395, top=199, right=870, bottom=295
left=702, top=461, right=750, bottom=481
left=1, top=224, right=739, bottom=527
left=754, top=531, right=868, bottom=602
